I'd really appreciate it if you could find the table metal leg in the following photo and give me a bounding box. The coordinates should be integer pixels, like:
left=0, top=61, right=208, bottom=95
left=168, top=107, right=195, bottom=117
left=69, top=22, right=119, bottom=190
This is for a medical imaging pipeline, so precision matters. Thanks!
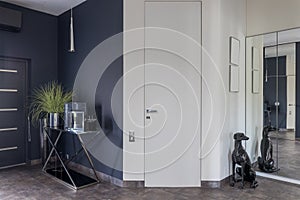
left=42, top=128, right=100, bottom=190
left=65, top=131, right=100, bottom=166
left=43, top=128, right=77, bottom=188
left=42, top=129, right=63, bottom=171
left=77, top=134, right=100, bottom=182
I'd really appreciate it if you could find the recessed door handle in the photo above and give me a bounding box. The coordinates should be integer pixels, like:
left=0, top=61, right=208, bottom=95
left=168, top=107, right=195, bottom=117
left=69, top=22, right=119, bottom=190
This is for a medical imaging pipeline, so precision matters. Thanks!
left=146, top=109, right=158, bottom=113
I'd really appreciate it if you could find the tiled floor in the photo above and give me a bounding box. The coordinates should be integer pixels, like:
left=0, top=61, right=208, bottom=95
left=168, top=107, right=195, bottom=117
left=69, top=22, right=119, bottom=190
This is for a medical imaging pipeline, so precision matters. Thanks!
left=269, top=130, right=295, bottom=141
left=267, top=131, right=300, bottom=180
left=270, top=132, right=300, bottom=180
left=0, top=165, right=300, bottom=199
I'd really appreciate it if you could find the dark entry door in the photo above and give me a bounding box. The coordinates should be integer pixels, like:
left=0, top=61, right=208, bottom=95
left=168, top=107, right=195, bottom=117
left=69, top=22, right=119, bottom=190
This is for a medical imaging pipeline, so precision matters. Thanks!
left=0, top=57, right=27, bottom=168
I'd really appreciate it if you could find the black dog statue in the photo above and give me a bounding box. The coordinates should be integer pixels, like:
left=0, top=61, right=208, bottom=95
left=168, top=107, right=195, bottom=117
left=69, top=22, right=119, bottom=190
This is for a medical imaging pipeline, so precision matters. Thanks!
left=231, top=132, right=258, bottom=188
left=258, top=126, right=279, bottom=173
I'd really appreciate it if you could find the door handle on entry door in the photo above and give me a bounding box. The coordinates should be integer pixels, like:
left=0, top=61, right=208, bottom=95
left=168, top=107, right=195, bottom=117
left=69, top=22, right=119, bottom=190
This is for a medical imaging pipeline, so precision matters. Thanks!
left=146, top=109, right=158, bottom=113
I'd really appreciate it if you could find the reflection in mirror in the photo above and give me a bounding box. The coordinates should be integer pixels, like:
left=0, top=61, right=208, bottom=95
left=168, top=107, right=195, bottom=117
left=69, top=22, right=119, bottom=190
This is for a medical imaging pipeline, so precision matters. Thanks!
left=264, top=43, right=296, bottom=132
left=246, top=33, right=276, bottom=165
left=246, top=28, right=300, bottom=182
left=270, top=29, right=299, bottom=179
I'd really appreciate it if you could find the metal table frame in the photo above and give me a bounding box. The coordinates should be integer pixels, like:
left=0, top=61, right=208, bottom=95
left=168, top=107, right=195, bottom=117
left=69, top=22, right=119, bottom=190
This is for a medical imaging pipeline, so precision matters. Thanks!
left=42, top=127, right=100, bottom=190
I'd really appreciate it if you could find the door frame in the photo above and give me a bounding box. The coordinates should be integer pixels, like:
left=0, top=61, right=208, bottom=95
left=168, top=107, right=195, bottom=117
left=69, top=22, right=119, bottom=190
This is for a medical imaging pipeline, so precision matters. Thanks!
left=143, top=0, right=202, bottom=187
left=0, top=56, right=30, bottom=166
left=122, top=0, right=202, bottom=183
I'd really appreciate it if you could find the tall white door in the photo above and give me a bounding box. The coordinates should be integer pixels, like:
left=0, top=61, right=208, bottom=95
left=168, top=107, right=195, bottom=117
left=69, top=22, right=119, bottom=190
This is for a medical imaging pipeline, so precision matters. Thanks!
left=286, top=76, right=295, bottom=129
left=145, top=2, right=201, bottom=187
left=286, top=54, right=295, bottom=130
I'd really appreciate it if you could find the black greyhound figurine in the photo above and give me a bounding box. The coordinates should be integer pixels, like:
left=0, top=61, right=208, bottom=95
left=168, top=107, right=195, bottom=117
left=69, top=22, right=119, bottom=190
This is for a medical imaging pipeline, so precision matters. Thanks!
left=231, top=132, right=258, bottom=189
left=258, top=126, right=279, bottom=173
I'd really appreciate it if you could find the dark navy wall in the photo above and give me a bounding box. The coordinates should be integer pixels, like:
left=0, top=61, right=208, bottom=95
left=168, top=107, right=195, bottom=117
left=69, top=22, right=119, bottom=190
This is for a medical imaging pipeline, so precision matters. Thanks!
left=296, top=43, right=300, bottom=138
left=0, top=2, right=58, bottom=160
left=58, top=0, right=123, bottom=179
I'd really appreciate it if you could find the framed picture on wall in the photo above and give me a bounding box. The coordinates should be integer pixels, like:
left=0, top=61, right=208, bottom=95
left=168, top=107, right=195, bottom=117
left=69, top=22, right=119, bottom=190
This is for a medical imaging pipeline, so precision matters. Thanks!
left=230, top=37, right=240, bottom=66
left=230, top=65, right=239, bottom=92
left=252, top=46, right=260, bottom=70
left=252, top=69, right=260, bottom=94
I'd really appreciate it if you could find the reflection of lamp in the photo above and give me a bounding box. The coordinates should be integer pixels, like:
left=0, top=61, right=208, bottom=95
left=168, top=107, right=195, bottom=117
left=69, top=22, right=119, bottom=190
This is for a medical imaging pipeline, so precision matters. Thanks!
left=69, top=8, right=75, bottom=52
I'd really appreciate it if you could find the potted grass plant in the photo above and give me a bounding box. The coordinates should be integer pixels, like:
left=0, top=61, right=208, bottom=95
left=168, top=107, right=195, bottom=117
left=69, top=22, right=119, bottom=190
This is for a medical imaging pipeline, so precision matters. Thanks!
left=30, top=81, right=73, bottom=128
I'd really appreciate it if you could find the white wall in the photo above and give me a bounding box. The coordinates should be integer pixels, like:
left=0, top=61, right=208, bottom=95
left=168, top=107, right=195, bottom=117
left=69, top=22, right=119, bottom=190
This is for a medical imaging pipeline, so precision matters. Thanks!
left=201, top=0, right=246, bottom=181
left=123, top=0, right=145, bottom=181
left=247, top=0, right=300, bottom=36
left=124, top=0, right=247, bottom=182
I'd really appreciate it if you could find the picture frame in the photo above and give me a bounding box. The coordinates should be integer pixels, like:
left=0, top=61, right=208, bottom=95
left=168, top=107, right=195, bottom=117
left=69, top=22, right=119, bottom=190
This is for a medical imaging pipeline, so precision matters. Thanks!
left=229, top=65, right=239, bottom=93
left=230, top=37, right=240, bottom=66
left=252, top=69, right=260, bottom=94
left=252, top=46, right=259, bottom=70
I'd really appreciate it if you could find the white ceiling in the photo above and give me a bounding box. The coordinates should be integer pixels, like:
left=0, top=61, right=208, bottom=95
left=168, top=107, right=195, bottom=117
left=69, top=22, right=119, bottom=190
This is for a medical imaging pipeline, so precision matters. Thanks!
left=1, top=0, right=87, bottom=16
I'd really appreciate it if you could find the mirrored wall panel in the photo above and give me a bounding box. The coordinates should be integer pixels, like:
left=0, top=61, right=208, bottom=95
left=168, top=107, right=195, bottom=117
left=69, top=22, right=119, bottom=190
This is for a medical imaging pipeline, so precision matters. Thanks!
left=246, top=28, right=300, bottom=181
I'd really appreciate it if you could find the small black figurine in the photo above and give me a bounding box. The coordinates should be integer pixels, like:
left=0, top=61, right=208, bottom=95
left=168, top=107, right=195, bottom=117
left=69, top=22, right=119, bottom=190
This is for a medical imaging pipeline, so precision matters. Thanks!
left=258, top=126, right=279, bottom=173
left=231, top=132, right=258, bottom=189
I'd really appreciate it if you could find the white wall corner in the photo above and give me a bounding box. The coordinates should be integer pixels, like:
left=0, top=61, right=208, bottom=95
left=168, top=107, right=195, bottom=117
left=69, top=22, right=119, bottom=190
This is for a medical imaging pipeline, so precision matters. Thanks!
left=201, top=0, right=247, bottom=181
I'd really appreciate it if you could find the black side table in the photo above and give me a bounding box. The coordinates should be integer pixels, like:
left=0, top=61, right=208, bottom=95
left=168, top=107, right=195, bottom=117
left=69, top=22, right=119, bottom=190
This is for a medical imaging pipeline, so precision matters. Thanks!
left=42, top=127, right=100, bottom=190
